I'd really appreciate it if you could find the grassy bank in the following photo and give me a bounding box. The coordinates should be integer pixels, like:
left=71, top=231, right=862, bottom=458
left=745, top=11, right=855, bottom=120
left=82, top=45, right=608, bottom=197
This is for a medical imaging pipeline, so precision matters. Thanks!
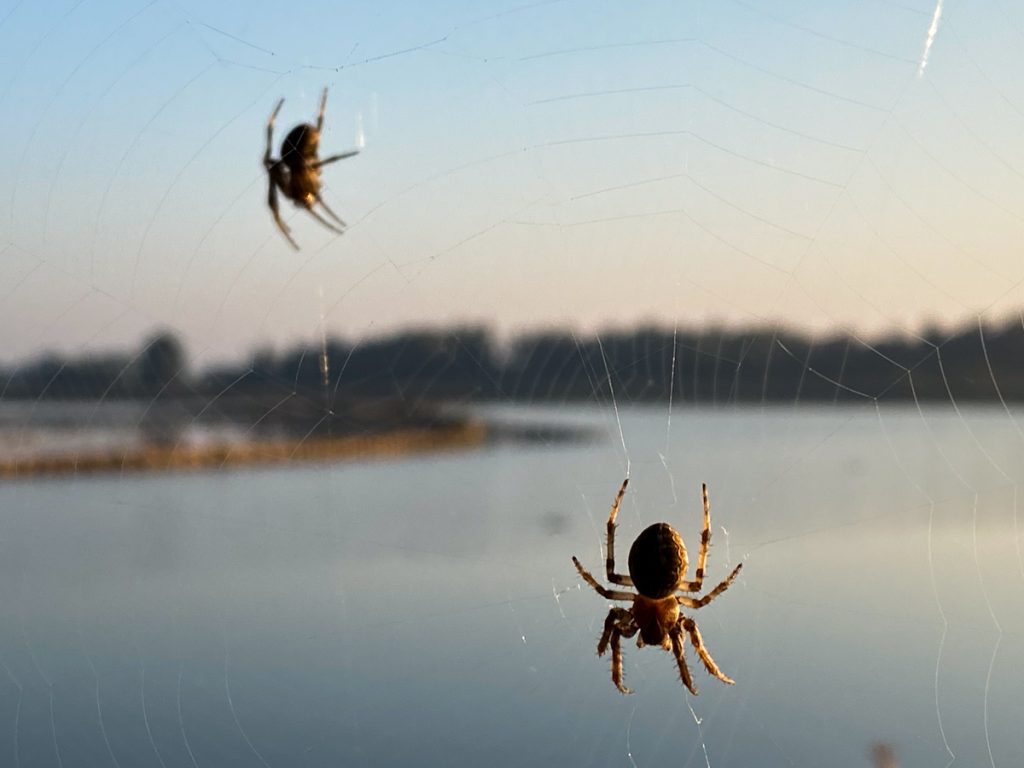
left=0, top=421, right=488, bottom=479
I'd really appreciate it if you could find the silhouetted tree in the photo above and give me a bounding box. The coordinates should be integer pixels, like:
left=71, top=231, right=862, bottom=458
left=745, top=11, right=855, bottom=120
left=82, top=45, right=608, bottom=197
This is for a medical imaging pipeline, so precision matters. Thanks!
left=136, top=332, right=187, bottom=395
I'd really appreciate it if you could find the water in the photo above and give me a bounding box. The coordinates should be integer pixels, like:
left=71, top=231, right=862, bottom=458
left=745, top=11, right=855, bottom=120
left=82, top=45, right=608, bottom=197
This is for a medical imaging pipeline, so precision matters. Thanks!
left=0, top=405, right=1022, bottom=767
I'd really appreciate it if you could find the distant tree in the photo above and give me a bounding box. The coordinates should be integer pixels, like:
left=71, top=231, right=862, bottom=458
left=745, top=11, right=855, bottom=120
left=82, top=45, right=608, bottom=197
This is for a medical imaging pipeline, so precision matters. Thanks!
left=919, top=322, right=945, bottom=346
left=137, top=332, right=187, bottom=395
left=251, top=347, right=277, bottom=376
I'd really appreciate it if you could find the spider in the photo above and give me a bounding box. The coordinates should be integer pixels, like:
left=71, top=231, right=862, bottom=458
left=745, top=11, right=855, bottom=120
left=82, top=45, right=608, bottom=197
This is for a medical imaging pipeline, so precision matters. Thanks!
left=572, top=478, right=743, bottom=695
left=264, top=87, right=359, bottom=249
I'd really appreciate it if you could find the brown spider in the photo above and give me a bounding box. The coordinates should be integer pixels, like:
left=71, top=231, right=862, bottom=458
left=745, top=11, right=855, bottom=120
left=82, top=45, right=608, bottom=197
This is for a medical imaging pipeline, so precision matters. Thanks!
left=572, top=479, right=743, bottom=695
left=264, top=87, right=359, bottom=249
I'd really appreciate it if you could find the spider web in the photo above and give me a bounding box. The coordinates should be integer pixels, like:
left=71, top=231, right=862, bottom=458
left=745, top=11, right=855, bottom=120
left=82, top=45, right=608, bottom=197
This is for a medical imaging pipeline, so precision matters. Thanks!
left=1, top=0, right=1024, bottom=766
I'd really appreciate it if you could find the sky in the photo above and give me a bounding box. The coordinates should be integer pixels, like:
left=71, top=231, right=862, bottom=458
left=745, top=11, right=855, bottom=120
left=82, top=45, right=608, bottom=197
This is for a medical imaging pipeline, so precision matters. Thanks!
left=2, top=0, right=1024, bottom=365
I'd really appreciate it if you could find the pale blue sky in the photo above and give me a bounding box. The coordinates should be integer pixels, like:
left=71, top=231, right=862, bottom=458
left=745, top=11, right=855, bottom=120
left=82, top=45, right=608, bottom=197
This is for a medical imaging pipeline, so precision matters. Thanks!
left=2, top=0, right=1024, bottom=364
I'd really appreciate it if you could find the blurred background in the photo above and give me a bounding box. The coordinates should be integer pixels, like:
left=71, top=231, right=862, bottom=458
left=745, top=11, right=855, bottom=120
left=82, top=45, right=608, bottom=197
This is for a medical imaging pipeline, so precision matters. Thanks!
left=1, top=0, right=1024, bottom=765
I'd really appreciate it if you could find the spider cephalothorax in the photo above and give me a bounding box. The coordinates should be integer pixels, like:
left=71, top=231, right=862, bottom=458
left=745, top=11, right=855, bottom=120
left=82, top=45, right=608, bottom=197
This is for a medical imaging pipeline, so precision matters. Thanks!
left=263, top=87, right=359, bottom=249
left=572, top=479, right=742, bottom=694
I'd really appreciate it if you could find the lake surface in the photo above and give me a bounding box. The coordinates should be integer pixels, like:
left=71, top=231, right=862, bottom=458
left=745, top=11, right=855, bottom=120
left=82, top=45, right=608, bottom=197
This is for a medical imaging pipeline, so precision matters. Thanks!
left=0, top=404, right=1022, bottom=767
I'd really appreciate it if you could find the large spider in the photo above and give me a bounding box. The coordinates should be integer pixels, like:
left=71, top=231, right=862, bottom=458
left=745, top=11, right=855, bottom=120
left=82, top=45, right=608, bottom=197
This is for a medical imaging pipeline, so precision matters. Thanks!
left=264, top=87, right=359, bottom=249
left=572, top=479, right=743, bottom=695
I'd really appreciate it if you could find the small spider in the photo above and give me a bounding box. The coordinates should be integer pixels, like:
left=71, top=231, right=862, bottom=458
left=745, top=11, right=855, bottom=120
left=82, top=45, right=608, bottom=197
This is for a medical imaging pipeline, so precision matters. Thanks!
left=572, top=479, right=743, bottom=695
left=264, top=87, right=359, bottom=249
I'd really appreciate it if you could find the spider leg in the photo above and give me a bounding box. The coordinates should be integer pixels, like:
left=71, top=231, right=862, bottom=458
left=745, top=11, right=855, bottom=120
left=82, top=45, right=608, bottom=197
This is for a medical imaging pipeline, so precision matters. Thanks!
left=681, top=616, right=735, bottom=686
left=265, top=98, right=284, bottom=168
left=669, top=626, right=698, bottom=695
left=678, top=483, right=712, bottom=591
left=609, top=626, right=632, bottom=694
left=304, top=205, right=345, bottom=235
left=597, top=609, right=616, bottom=656
left=317, top=87, right=328, bottom=132
left=605, top=478, right=634, bottom=587
left=267, top=170, right=298, bottom=250
left=572, top=557, right=634, bottom=601
left=314, top=192, right=347, bottom=229
left=677, top=562, right=742, bottom=609
left=313, top=149, right=360, bottom=168
left=596, top=608, right=635, bottom=693
left=597, top=607, right=634, bottom=655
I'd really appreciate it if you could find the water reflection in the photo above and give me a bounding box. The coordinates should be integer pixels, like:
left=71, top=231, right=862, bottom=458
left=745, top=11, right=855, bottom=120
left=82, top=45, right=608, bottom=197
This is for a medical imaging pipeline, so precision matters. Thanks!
left=0, top=406, right=1021, bottom=766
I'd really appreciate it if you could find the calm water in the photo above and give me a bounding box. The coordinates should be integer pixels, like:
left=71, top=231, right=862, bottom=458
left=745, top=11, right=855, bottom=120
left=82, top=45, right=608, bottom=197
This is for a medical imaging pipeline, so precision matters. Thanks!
left=1, top=405, right=1022, bottom=767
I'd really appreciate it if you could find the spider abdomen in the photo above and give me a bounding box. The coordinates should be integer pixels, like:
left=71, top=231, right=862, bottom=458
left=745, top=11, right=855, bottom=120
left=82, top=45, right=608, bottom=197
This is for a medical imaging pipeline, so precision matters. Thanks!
left=282, top=124, right=319, bottom=161
left=628, top=523, right=688, bottom=599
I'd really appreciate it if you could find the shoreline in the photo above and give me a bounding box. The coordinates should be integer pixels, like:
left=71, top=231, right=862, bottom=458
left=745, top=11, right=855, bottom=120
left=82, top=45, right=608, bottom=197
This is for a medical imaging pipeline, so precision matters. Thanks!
left=0, top=421, right=489, bottom=479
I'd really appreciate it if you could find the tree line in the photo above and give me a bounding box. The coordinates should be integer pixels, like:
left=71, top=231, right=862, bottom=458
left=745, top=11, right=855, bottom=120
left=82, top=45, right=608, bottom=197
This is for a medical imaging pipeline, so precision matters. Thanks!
left=4, top=319, right=1024, bottom=405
